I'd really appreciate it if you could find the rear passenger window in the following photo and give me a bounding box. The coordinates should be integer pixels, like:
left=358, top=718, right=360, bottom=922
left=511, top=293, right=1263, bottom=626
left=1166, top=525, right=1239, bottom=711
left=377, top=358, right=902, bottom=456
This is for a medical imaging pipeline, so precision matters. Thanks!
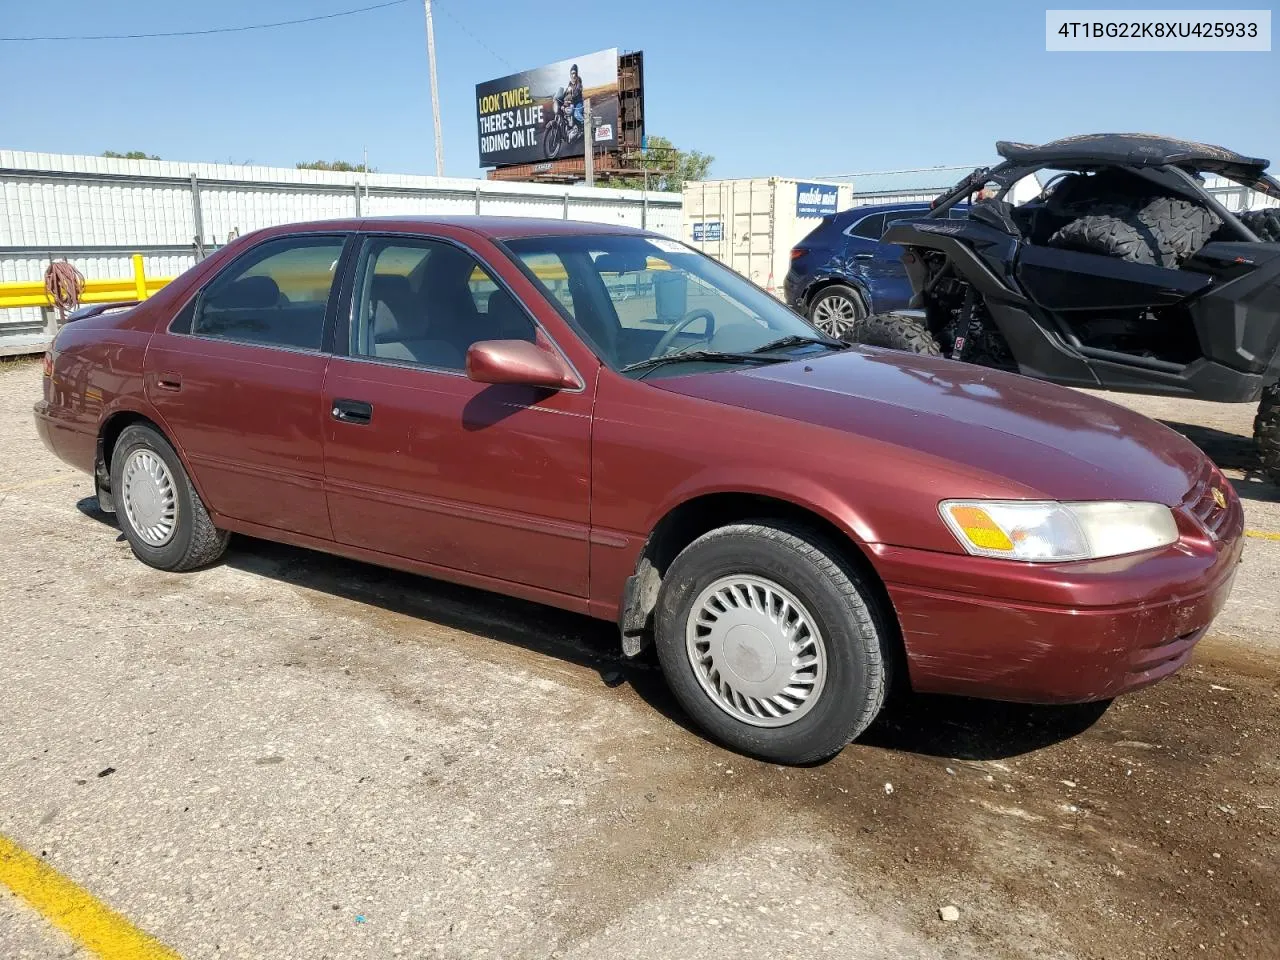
left=192, top=236, right=344, bottom=350
left=881, top=211, right=926, bottom=236
left=349, top=238, right=535, bottom=371
left=846, top=213, right=884, bottom=240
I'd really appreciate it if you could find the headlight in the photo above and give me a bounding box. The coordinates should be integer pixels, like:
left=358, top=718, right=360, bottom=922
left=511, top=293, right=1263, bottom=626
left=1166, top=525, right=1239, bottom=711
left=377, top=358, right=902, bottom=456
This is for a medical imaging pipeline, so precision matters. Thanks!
left=939, top=500, right=1179, bottom=562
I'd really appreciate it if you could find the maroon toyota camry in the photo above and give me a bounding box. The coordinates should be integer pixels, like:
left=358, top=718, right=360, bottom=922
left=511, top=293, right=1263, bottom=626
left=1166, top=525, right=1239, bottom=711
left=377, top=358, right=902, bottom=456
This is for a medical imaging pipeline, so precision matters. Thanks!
left=34, top=217, right=1243, bottom=764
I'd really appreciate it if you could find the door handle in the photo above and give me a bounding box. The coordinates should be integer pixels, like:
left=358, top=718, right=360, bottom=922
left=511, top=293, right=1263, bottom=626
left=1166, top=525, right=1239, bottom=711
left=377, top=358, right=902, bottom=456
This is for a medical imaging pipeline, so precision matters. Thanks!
left=156, top=376, right=182, bottom=392
left=331, top=398, right=373, bottom=425
left=853, top=253, right=875, bottom=261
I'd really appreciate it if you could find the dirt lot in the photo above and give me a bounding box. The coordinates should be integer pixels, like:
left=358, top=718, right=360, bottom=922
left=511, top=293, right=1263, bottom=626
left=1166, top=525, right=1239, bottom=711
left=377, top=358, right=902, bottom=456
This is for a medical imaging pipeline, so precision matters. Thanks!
left=1, top=359, right=1277, bottom=959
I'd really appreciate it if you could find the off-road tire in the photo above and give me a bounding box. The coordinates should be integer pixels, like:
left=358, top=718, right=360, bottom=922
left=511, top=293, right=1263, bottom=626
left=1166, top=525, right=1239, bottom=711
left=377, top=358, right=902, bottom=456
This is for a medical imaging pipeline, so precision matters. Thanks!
left=653, top=522, right=893, bottom=765
left=1255, top=383, right=1280, bottom=485
left=110, top=424, right=229, bottom=572
left=1049, top=197, right=1218, bottom=267
left=1138, top=197, right=1219, bottom=265
left=850, top=313, right=944, bottom=356
left=1047, top=205, right=1159, bottom=265
left=1240, top=208, right=1280, bottom=243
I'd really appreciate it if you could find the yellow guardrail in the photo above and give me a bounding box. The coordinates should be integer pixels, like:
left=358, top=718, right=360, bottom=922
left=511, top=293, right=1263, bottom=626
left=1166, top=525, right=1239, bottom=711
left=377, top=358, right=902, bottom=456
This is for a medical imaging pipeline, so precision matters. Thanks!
left=0, top=255, right=171, bottom=310
left=0, top=253, right=670, bottom=312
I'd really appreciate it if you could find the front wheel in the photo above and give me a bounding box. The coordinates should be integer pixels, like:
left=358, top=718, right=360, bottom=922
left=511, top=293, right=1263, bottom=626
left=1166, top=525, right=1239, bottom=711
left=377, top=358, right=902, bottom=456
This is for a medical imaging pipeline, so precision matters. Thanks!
left=1255, top=383, right=1280, bottom=485
left=849, top=312, right=943, bottom=356
left=654, top=523, right=892, bottom=765
left=542, top=120, right=564, bottom=159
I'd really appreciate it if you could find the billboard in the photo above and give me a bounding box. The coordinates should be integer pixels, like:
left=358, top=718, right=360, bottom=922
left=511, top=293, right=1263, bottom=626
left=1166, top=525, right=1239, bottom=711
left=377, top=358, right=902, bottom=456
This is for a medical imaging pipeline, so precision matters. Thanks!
left=476, top=49, right=620, bottom=168
left=796, top=182, right=840, bottom=217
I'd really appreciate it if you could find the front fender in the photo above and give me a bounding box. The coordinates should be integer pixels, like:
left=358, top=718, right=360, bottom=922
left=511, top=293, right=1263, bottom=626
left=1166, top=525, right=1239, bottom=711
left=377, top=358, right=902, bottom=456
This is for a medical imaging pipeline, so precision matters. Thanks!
left=643, top=464, right=880, bottom=550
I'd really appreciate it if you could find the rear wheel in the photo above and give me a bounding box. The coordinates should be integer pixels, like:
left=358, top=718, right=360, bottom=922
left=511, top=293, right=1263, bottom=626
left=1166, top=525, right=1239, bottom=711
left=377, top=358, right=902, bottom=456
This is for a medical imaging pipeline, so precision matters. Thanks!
left=1255, top=383, right=1280, bottom=485
left=808, top=284, right=866, bottom=339
left=110, top=424, right=229, bottom=571
left=653, top=523, right=892, bottom=765
left=849, top=312, right=943, bottom=356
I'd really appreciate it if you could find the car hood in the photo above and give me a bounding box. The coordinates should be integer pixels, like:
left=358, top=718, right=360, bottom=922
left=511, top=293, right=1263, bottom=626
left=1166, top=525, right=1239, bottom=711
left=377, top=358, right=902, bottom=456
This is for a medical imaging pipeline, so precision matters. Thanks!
left=654, top=347, right=1206, bottom=505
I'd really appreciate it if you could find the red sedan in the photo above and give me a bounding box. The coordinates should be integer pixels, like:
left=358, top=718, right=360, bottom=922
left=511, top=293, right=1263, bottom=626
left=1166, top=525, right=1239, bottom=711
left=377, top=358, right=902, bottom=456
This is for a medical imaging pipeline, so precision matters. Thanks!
left=34, top=217, right=1243, bottom=764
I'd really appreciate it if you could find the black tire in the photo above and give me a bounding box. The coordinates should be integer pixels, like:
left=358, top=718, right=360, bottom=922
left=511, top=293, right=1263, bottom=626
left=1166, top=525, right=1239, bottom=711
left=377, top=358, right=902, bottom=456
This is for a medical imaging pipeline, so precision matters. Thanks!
left=806, top=284, right=866, bottom=340
left=110, top=424, right=229, bottom=572
left=1255, top=383, right=1280, bottom=485
left=1047, top=206, right=1159, bottom=265
left=849, top=312, right=944, bottom=356
left=653, top=522, right=893, bottom=765
left=1138, top=197, right=1219, bottom=266
left=542, top=121, right=564, bottom=160
left=1048, top=197, right=1218, bottom=268
left=1240, top=208, right=1280, bottom=243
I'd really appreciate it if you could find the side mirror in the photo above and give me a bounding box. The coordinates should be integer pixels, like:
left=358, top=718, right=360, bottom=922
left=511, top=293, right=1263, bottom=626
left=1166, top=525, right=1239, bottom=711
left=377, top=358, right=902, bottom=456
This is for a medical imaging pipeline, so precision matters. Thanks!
left=465, top=340, right=579, bottom=390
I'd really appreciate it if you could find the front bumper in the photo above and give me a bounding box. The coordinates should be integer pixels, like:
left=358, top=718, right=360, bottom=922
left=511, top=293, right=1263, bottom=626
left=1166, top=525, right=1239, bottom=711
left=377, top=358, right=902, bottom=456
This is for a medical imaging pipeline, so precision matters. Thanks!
left=870, top=488, right=1245, bottom=704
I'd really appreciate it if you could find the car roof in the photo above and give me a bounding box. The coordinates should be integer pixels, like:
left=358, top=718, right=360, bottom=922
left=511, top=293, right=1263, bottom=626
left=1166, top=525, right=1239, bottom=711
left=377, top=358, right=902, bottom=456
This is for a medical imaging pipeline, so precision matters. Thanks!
left=843, top=201, right=931, bottom=216
left=250, top=216, right=654, bottom=241
left=359, top=215, right=652, bottom=239
left=996, top=133, right=1269, bottom=175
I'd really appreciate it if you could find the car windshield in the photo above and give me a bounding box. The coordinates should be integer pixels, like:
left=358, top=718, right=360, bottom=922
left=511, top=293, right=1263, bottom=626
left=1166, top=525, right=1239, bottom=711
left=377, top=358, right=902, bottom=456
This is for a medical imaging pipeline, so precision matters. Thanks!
left=503, top=234, right=836, bottom=377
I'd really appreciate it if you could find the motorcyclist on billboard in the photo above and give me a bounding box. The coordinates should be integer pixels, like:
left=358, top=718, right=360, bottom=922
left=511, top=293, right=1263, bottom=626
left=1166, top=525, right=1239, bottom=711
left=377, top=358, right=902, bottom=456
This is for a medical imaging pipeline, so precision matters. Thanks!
left=553, top=64, right=584, bottom=138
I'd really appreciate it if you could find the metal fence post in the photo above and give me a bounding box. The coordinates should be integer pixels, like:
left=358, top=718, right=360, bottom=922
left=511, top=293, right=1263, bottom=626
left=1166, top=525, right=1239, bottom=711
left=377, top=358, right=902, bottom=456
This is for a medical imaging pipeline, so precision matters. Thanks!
left=354, top=183, right=362, bottom=217
left=474, top=185, right=482, bottom=215
left=563, top=190, right=569, bottom=220
left=190, top=174, right=206, bottom=260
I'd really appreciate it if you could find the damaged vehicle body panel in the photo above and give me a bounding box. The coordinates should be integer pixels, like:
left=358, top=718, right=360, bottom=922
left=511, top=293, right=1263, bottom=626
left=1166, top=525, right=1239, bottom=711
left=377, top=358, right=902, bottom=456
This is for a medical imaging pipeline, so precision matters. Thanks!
left=853, top=134, right=1280, bottom=481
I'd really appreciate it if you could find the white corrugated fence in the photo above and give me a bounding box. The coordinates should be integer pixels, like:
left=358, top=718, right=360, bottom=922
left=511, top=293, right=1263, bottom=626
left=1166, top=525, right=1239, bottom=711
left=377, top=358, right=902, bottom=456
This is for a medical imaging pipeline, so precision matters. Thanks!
left=0, top=149, right=684, bottom=347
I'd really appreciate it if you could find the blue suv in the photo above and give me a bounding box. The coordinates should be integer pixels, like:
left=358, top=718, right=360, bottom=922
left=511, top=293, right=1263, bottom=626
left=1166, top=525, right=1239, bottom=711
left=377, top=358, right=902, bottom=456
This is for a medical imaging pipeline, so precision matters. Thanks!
left=785, top=202, right=969, bottom=337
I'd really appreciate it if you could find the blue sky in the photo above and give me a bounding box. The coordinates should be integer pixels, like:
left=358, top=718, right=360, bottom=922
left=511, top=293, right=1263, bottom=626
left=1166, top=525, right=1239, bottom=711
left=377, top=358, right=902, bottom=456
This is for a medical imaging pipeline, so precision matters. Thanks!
left=1, top=0, right=1276, bottom=182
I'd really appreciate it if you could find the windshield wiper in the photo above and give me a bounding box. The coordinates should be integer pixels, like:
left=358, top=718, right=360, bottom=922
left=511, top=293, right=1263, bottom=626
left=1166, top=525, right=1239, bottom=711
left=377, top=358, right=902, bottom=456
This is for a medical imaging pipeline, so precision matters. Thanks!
left=621, top=351, right=788, bottom=379
left=748, top=333, right=850, bottom=354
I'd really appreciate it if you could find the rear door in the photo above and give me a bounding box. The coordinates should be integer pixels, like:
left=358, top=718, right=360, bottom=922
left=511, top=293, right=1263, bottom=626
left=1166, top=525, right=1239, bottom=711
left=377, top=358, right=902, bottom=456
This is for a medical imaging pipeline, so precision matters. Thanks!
left=859, top=209, right=929, bottom=309
left=146, top=233, right=351, bottom=537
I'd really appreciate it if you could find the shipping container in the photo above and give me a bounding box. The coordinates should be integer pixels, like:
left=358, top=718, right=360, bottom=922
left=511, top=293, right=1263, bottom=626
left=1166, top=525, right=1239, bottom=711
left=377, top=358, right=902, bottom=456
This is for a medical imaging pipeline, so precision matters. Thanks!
left=681, top=178, right=856, bottom=296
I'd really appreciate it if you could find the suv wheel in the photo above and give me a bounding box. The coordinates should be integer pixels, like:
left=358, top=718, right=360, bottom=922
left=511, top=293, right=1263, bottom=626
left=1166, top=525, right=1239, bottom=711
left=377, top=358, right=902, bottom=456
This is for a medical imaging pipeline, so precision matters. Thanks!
left=808, top=285, right=865, bottom=339
left=110, top=424, right=230, bottom=571
left=1255, top=383, right=1280, bottom=485
left=653, top=523, right=892, bottom=765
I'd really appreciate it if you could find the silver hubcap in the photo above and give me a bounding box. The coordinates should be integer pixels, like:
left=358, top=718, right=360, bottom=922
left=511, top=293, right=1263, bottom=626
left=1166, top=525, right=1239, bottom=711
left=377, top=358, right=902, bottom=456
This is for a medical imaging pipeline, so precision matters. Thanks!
left=685, top=575, right=828, bottom=728
left=121, top=449, right=178, bottom=547
left=811, top=294, right=860, bottom=337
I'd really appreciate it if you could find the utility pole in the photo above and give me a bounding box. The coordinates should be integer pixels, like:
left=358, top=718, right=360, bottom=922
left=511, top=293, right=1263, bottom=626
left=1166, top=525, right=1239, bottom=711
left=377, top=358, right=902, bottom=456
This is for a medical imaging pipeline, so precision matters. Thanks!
left=583, top=98, right=593, bottom=187
left=423, top=0, right=445, bottom=177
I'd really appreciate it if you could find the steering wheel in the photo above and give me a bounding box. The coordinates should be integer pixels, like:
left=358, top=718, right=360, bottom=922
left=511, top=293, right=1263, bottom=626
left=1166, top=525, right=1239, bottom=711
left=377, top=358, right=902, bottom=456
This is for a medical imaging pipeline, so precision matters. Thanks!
left=652, top=308, right=717, bottom=357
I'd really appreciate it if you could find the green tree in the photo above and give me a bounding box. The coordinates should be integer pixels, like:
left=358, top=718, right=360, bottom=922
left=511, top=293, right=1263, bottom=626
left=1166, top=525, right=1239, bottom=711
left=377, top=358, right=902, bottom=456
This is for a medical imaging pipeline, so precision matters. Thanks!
left=103, top=150, right=160, bottom=160
left=608, top=136, right=713, bottom=192
left=295, top=160, right=376, bottom=172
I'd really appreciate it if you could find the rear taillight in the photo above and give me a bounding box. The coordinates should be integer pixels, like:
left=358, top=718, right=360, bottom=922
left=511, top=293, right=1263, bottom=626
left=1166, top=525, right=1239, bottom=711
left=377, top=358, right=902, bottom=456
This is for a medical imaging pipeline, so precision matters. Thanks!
left=42, top=352, right=53, bottom=378
left=790, top=247, right=807, bottom=260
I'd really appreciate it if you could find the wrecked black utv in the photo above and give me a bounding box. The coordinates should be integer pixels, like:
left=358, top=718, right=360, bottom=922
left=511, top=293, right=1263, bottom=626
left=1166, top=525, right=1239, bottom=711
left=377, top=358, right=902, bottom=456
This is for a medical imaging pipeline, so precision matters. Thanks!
left=851, top=134, right=1280, bottom=482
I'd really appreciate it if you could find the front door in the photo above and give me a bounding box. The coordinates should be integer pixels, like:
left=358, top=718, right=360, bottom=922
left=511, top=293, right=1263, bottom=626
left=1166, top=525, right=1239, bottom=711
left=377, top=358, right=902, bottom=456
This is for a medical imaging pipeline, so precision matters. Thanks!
left=146, top=233, right=349, bottom=537
left=321, top=234, right=594, bottom=598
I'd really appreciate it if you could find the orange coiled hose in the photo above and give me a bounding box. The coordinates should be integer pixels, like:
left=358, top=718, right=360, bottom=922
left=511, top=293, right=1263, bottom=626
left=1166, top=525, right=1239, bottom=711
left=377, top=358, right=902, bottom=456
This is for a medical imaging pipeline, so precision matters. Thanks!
left=44, top=260, right=85, bottom=321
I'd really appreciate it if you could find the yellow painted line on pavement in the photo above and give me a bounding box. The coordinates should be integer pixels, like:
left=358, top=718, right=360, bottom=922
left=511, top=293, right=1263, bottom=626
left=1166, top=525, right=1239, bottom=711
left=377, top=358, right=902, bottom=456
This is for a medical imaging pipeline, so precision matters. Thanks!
left=1245, top=528, right=1280, bottom=542
left=0, top=833, right=181, bottom=959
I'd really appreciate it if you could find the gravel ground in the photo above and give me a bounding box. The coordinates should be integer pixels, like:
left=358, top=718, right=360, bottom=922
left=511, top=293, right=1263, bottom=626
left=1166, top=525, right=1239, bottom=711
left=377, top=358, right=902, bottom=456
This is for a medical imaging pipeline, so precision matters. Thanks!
left=1, top=359, right=1277, bottom=960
